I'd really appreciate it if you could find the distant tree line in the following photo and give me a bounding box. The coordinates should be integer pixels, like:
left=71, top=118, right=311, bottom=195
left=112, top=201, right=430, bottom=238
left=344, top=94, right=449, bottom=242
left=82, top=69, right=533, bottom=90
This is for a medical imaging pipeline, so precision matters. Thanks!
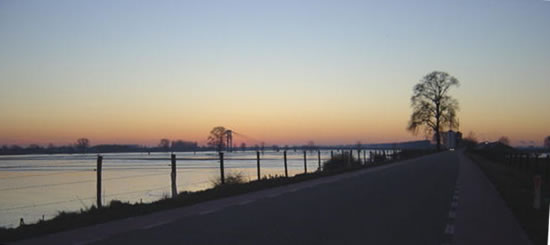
left=0, top=138, right=200, bottom=155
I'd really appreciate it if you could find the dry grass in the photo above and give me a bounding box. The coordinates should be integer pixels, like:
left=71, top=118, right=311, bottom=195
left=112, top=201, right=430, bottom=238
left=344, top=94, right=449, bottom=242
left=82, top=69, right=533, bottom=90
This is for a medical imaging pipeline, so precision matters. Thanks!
left=468, top=153, right=549, bottom=245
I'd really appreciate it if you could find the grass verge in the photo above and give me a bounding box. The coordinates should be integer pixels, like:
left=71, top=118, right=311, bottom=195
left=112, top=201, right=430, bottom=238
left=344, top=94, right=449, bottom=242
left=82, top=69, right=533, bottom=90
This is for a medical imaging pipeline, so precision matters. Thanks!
left=467, top=152, right=549, bottom=245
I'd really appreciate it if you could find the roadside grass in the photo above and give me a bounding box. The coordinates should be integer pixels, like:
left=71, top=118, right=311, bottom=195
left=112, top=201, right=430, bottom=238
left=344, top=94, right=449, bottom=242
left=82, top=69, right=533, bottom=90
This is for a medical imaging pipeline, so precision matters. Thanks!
left=0, top=149, right=434, bottom=243
left=210, top=171, right=247, bottom=187
left=467, top=153, right=549, bottom=245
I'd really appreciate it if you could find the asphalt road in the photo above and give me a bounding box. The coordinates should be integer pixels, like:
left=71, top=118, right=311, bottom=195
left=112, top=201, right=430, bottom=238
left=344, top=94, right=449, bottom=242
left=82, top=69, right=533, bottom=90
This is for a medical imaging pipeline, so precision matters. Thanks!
left=91, top=151, right=460, bottom=245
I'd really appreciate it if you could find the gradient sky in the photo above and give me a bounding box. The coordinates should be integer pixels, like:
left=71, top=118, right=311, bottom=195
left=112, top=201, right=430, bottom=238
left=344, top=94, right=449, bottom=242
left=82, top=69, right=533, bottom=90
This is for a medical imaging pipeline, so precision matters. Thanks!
left=1, top=0, right=549, bottom=147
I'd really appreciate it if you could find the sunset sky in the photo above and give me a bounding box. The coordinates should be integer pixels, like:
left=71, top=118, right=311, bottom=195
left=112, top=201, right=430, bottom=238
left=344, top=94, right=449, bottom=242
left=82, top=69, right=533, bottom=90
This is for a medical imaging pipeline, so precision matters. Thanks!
left=1, top=0, right=549, bottom=147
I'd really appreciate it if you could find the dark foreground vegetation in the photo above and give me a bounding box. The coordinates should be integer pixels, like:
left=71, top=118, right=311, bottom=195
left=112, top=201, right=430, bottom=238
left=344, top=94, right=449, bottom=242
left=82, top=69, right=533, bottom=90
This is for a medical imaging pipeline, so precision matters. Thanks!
left=469, top=146, right=550, bottom=245
left=0, top=149, right=435, bottom=242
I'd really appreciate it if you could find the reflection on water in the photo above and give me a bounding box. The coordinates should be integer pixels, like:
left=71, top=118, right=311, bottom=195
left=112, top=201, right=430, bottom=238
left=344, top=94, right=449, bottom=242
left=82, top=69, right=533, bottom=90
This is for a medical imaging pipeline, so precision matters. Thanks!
left=0, top=150, right=369, bottom=228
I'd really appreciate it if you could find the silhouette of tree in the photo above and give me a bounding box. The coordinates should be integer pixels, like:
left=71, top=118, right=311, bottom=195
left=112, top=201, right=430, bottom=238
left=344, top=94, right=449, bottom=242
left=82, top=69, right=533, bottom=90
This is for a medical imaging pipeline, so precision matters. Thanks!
left=260, top=142, right=265, bottom=154
left=408, top=71, right=459, bottom=151
left=544, top=136, right=550, bottom=149
left=76, top=138, right=90, bottom=153
left=498, top=136, right=510, bottom=146
left=158, top=138, right=170, bottom=151
left=306, top=140, right=316, bottom=152
left=207, top=126, right=226, bottom=152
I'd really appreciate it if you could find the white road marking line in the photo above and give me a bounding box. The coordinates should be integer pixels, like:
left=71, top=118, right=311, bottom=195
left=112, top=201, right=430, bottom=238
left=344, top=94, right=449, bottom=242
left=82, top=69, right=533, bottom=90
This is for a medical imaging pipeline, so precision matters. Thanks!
left=141, top=220, right=171, bottom=230
left=444, top=224, right=455, bottom=234
left=449, top=211, right=456, bottom=218
left=199, top=208, right=220, bottom=215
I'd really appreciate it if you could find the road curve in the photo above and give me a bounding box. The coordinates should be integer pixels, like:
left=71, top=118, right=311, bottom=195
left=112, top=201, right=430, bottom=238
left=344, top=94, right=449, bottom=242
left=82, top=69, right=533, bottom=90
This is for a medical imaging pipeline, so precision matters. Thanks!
left=92, top=151, right=459, bottom=245
left=13, top=151, right=530, bottom=245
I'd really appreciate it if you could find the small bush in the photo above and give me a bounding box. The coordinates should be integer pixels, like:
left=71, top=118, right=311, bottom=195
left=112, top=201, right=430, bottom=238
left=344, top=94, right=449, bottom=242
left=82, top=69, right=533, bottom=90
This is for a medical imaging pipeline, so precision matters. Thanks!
left=211, top=172, right=246, bottom=187
left=109, top=200, right=130, bottom=209
left=323, top=153, right=362, bottom=171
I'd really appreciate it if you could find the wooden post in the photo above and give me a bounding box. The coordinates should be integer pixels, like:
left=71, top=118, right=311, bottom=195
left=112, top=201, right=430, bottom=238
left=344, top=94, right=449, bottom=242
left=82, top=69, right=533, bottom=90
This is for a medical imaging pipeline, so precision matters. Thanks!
left=330, top=150, right=333, bottom=159
left=219, top=152, right=225, bottom=185
left=370, top=151, right=373, bottom=164
left=357, top=149, right=361, bottom=164
left=318, top=150, right=321, bottom=170
left=535, top=153, right=542, bottom=175
left=347, top=151, right=351, bottom=168
left=363, top=150, right=366, bottom=165
left=256, top=151, right=261, bottom=180
left=171, top=154, right=177, bottom=198
left=284, top=151, right=288, bottom=177
left=96, top=155, right=103, bottom=208
left=303, top=151, right=307, bottom=173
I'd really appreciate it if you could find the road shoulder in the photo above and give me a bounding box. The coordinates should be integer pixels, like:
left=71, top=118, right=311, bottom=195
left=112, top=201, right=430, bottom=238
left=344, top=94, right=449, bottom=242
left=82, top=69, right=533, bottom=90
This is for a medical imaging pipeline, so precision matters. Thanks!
left=454, top=151, right=532, bottom=244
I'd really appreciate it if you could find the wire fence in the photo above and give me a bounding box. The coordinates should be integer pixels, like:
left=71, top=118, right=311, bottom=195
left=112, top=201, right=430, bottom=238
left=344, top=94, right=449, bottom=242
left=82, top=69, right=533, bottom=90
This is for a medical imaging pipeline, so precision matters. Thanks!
left=0, top=149, right=396, bottom=227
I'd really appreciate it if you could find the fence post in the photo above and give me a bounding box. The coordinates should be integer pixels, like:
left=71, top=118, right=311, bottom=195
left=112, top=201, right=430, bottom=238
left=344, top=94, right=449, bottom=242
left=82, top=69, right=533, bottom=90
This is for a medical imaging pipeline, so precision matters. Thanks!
left=347, top=151, right=351, bottom=168
left=535, top=153, right=542, bottom=175
left=219, top=152, right=225, bottom=185
left=284, top=150, right=288, bottom=177
left=171, top=154, right=177, bottom=198
left=257, top=151, right=261, bottom=180
left=96, top=155, right=103, bottom=208
left=369, top=151, right=372, bottom=164
left=330, top=150, right=333, bottom=159
left=357, top=149, right=361, bottom=163
left=363, top=150, right=366, bottom=165
left=318, top=150, right=321, bottom=170
left=303, top=151, right=307, bottom=173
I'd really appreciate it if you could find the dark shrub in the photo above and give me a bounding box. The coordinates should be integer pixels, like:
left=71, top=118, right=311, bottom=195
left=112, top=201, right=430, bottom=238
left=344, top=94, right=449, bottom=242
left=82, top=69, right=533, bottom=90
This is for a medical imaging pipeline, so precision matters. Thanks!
left=323, top=153, right=362, bottom=171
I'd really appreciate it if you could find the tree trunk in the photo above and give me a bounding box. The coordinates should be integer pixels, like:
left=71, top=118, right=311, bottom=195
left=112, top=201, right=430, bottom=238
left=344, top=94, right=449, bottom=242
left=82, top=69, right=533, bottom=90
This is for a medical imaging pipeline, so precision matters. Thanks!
left=435, top=102, right=441, bottom=151
left=435, top=130, right=441, bottom=151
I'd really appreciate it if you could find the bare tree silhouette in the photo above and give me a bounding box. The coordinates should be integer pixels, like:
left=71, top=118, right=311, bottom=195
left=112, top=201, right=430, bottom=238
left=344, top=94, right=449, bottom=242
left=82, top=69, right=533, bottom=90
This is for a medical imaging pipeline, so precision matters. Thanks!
left=207, top=126, right=227, bottom=152
left=158, top=138, right=170, bottom=151
left=76, top=138, right=90, bottom=153
left=498, top=136, right=510, bottom=146
left=408, top=71, right=459, bottom=151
